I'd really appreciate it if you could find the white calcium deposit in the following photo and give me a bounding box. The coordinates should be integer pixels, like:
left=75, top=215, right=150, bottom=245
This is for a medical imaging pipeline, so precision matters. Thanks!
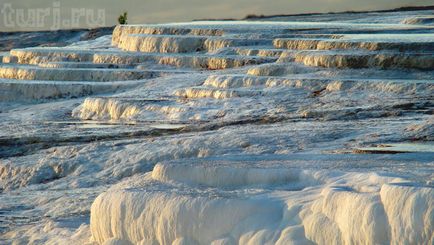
left=0, top=9, right=433, bottom=245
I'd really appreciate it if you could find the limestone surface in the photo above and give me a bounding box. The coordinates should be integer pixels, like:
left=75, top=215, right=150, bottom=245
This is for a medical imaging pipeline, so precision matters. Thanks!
left=0, top=9, right=433, bottom=245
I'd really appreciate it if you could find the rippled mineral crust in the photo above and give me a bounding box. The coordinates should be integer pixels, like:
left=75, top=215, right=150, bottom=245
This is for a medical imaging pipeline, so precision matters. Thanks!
left=0, top=8, right=434, bottom=245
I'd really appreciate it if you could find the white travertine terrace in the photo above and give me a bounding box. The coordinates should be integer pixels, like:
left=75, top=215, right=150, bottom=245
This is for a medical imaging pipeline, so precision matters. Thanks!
left=274, top=35, right=434, bottom=51
left=117, top=34, right=208, bottom=53
left=1, top=9, right=433, bottom=245
left=0, top=79, right=141, bottom=102
left=111, top=25, right=225, bottom=46
left=401, top=16, right=434, bottom=25
left=90, top=161, right=433, bottom=245
left=0, top=65, right=165, bottom=81
left=292, top=51, right=434, bottom=70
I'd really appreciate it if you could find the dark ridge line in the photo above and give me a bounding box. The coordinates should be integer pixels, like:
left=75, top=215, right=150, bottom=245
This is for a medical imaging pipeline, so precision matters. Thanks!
left=193, top=5, right=434, bottom=21
left=0, top=26, right=115, bottom=35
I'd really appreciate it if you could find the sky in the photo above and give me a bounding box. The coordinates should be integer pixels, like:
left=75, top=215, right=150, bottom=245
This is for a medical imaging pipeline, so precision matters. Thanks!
left=1, top=0, right=433, bottom=31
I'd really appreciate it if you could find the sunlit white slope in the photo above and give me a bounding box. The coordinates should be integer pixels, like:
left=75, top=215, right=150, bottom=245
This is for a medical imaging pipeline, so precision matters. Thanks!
left=90, top=161, right=433, bottom=245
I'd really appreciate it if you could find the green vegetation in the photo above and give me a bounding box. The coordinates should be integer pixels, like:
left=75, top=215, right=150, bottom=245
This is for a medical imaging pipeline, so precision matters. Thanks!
left=118, top=12, right=128, bottom=25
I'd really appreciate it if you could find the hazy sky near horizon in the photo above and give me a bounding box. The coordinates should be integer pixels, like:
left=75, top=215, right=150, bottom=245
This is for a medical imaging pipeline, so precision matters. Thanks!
left=1, top=0, right=433, bottom=31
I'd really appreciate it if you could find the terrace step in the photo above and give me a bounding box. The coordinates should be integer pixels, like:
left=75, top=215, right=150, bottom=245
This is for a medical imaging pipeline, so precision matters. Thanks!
left=37, top=61, right=133, bottom=69
left=211, top=46, right=284, bottom=57
left=1, top=55, right=18, bottom=64
left=117, top=34, right=271, bottom=53
left=93, top=53, right=276, bottom=69
left=112, top=25, right=225, bottom=45
left=292, top=50, right=434, bottom=70
left=0, top=64, right=184, bottom=81
left=201, top=74, right=434, bottom=94
left=11, top=48, right=276, bottom=70
left=0, top=79, right=141, bottom=102
left=174, top=87, right=264, bottom=99
left=274, top=34, right=434, bottom=51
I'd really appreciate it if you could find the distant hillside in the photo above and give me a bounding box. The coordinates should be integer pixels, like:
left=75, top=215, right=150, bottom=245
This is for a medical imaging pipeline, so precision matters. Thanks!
left=0, top=27, right=114, bottom=52
left=194, top=5, right=434, bottom=21
left=243, top=5, right=434, bottom=20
